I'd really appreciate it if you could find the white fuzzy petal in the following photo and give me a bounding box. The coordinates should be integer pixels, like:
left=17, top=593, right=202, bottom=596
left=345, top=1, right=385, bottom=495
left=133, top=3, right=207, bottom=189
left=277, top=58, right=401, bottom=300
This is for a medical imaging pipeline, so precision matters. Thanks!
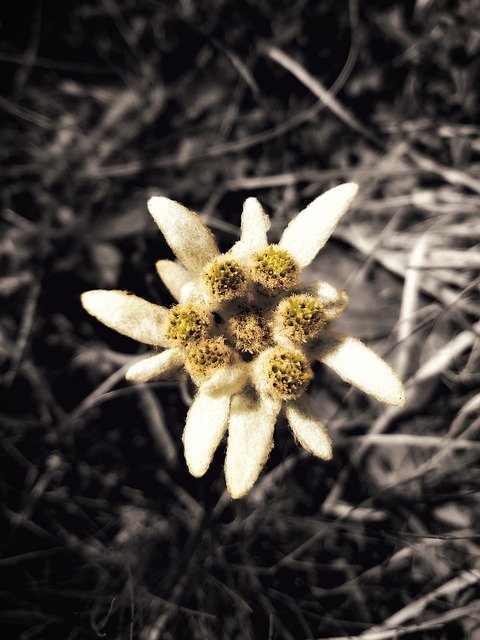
left=125, top=349, right=184, bottom=383
left=285, top=397, right=333, bottom=460
left=156, top=260, right=194, bottom=302
left=310, top=280, right=349, bottom=322
left=279, top=183, right=358, bottom=268
left=200, top=363, right=249, bottom=397
left=178, top=281, right=209, bottom=305
left=182, top=391, right=231, bottom=477
left=81, top=290, right=169, bottom=346
left=314, top=331, right=405, bottom=407
left=225, top=393, right=281, bottom=499
left=148, top=196, right=219, bottom=274
left=230, top=197, right=270, bottom=260
left=250, top=348, right=274, bottom=396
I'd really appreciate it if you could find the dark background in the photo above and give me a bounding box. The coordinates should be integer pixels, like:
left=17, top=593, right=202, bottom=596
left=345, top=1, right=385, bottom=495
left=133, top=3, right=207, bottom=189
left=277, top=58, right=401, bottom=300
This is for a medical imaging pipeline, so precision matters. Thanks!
left=1, top=1, right=480, bottom=638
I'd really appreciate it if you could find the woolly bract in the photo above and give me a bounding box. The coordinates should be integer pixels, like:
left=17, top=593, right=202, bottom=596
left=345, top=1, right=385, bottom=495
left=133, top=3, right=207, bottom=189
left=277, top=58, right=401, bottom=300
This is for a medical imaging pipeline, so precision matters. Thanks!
left=82, top=184, right=405, bottom=499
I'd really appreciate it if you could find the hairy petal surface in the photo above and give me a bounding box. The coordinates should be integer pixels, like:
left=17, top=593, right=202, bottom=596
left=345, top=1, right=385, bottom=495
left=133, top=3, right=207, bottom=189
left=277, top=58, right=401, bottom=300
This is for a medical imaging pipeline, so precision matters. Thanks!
left=183, top=391, right=231, bottom=477
left=156, top=260, right=194, bottom=302
left=81, top=290, right=169, bottom=346
left=148, top=196, right=219, bottom=273
left=314, top=331, right=406, bottom=406
left=279, top=183, right=358, bottom=268
left=230, top=197, right=270, bottom=260
left=285, top=396, right=333, bottom=460
left=225, top=393, right=281, bottom=499
left=310, top=280, right=349, bottom=322
left=125, top=348, right=184, bottom=383
left=200, top=363, right=249, bottom=397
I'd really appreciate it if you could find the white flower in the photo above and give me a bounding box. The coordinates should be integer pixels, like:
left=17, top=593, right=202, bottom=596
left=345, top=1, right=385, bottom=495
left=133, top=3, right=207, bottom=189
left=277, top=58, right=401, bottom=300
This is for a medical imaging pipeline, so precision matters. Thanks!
left=82, top=184, right=405, bottom=499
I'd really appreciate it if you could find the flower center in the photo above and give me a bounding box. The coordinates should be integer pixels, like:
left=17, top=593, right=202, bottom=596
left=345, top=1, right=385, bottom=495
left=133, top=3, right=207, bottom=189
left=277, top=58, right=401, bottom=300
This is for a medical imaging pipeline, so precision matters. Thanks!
left=203, top=257, right=247, bottom=302
left=166, top=303, right=211, bottom=346
left=276, top=294, right=325, bottom=343
left=250, top=245, right=299, bottom=294
left=186, top=337, right=234, bottom=379
left=227, top=306, right=273, bottom=356
left=266, top=348, right=313, bottom=400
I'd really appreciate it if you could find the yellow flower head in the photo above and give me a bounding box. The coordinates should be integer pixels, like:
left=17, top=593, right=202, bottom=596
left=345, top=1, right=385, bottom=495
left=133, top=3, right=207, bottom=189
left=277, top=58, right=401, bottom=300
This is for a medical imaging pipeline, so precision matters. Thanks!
left=250, top=245, right=299, bottom=294
left=185, top=337, right=235, bottom=381
left=81, top=183, right=406, bottom=499
left=202, top=256, right=247, bottom=302
left=275, top=294, right=326, bottom=344
left=263, top=347, right=313, bottom=401
left=165, top=303, right=211, bottom=346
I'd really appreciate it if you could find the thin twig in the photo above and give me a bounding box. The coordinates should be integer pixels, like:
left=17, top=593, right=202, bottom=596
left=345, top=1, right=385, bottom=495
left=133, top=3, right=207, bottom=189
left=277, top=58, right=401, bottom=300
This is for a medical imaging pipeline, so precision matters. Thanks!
left=262, top=44, right=381, bottom=146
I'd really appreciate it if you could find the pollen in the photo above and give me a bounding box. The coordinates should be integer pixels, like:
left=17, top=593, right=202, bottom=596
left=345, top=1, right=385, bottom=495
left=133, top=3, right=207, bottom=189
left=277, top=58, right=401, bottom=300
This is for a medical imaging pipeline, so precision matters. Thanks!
left=250, top=245, right=299, bottom=294
left=165, top=303, right=211, bottom=347
left=186, top=337, right=235, bottom=380
left=227, top=306, right=273, bottom=355
left=265, top=348, right=313, bottom=401
left=276, top=294, right=325, bottom=343
left=203, top=257, right=247, bottom=302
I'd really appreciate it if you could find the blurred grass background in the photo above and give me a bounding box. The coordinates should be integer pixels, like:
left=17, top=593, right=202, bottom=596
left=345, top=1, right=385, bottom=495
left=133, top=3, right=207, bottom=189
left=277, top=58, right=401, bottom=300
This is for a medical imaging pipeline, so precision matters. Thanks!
left=1, top=1, right=480, bottom=638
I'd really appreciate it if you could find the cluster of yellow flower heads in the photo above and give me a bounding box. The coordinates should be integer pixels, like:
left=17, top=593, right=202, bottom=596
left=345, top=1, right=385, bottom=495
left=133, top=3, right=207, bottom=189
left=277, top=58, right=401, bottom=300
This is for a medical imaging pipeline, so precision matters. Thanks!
left=82, top=185, right=405, bottom=499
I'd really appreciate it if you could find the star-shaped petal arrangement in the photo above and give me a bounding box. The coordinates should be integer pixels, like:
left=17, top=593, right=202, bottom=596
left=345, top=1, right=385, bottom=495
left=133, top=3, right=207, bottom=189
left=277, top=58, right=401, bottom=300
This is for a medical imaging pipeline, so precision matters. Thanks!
left=81, top=184, right=405, bottom=499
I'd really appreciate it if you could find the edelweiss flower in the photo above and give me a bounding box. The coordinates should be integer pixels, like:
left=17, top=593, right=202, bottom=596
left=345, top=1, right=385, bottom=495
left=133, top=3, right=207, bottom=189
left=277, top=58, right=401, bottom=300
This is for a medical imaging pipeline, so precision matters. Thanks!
left=81, top=184, right=405, bottom=499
